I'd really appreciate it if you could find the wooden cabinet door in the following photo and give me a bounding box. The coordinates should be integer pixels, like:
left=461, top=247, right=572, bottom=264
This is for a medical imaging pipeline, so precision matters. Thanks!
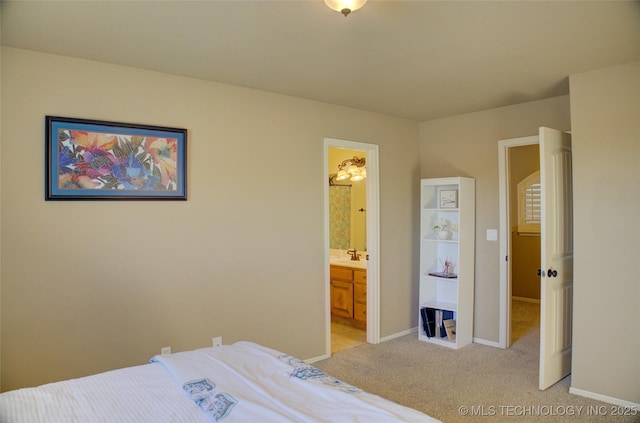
left=330, top=280, right=354, bottom=319
left=354, top=303, right=367, bottom=322
left=354, top=282, right=367, bottom=305
left=353, top=278, right=367, bottom=323
left=353, top=269, right=366, bottom=284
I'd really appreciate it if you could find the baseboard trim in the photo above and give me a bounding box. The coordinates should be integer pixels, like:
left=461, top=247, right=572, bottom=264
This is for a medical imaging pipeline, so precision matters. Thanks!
left=512, top=296, right=540, bottom=304
left=473, top=337, right=503, bottom=348
left=569, top=387, right=640, bottom=409
left=305, top=353, right=330, bottom=364
left=381, top=327, right=418, bottom=343
left=394, top=327, right=503, bottom=349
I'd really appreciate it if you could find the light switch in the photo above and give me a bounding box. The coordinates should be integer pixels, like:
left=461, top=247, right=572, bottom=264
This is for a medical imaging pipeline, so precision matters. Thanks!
left=486, top=229, right=498, bottom=241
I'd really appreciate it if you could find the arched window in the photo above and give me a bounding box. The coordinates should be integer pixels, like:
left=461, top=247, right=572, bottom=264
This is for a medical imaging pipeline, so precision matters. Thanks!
left=517, top=170, right=541, bottom=234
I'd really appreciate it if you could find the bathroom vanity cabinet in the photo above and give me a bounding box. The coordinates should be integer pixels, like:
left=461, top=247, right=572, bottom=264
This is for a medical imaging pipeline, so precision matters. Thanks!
left=418, top=177, right=475, bottom=349
left=330, top=265, right=366, bottom=329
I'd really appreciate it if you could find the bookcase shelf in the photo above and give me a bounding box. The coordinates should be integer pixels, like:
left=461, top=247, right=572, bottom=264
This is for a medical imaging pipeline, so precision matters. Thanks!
left=418, top=177, right=475, bottom=349
left=423, top=238, right=458, bottom=244
left=420, top=301, right=458, bottom=312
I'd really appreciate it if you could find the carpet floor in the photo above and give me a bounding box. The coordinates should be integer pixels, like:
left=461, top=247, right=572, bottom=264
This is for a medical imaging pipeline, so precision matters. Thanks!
left=315, top=300, right=638, bottom=422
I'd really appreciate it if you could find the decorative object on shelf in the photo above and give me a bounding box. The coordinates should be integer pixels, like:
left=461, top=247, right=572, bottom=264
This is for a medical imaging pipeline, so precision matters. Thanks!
left=420, top=307, right=436, bottom=338
left=428, top=258, right=458, bottom=278
left=45, top=116, right=187, bottom=200
left=436, top=310, right=454, bottom=338
left=438, top=230, right=451, bottom=240
left=324, top=0, right=367, bottom=17
left=334, top=156, right=366, bottom=182
left=439, top=257, right=455, bottom=275
left=444, top=319, right=456, bottom=341
left=439, top=189, right=458, bottom=208
left=432, top=219, right=452, bottom=240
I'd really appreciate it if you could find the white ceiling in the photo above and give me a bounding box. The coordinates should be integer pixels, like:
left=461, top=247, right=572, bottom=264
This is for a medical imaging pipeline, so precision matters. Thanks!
left=2, top=1, right=639, bottom=122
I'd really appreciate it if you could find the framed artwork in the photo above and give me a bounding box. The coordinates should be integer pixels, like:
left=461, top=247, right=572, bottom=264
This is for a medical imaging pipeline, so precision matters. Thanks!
left=439, top=189, right=458, bottom=208
left=45, top=116, right=187, bottom=200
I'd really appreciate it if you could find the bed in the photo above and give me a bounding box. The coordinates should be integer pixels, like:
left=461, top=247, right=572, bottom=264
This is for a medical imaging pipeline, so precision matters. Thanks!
left=0, top=341, right=439, bottom=422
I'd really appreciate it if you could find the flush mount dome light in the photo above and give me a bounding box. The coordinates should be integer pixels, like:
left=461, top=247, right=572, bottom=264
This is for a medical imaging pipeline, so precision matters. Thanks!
left=324, top=0, right=367, bottom=17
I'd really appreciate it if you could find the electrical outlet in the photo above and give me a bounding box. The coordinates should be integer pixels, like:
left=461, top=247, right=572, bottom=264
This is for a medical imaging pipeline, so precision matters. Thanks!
left=161, top=346, right=171, bottom=355
left=212, top=336, right=223, bottom=347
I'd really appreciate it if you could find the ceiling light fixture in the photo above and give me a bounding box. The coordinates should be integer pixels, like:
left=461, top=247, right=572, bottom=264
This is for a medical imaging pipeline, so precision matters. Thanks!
left=324, top=0, right=367, bottom=17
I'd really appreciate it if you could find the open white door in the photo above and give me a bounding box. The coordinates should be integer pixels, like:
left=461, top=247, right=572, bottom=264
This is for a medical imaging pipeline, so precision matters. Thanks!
left=539, top=127, right=573, bottom=390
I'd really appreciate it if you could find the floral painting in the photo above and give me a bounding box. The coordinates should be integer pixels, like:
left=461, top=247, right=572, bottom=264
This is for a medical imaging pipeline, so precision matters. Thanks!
left=46, top=117, right=187, bottom=200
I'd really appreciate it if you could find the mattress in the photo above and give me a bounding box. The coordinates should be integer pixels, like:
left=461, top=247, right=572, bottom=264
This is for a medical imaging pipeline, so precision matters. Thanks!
left=0, top=341, right=439, bottom=422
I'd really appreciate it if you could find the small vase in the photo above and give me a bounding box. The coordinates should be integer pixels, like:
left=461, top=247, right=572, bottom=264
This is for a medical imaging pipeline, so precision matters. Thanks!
left=438, top=230, right=452, bottom=240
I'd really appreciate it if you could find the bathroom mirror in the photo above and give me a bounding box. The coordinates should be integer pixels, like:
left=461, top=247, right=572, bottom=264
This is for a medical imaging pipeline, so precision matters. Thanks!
left=328, top=148, right=366, bottom=251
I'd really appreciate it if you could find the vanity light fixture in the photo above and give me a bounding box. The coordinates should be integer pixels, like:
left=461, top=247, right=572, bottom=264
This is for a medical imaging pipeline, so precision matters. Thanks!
left=336, top=156, right=366, bottom=182
left=324, top=0, right=367, bottom=17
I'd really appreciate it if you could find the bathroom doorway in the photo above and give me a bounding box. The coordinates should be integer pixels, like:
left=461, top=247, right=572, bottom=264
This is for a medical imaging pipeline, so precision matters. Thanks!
left=324, top=138, right=380, bottom=357
left=328, top=146, right=367, bottom=353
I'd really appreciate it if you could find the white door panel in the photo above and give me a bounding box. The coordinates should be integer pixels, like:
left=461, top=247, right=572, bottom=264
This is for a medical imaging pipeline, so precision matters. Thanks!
left=539, top=127, right=573, bottom=390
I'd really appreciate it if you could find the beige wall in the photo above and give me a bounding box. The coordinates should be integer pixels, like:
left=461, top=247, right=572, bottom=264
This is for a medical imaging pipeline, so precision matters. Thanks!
left=511, top=234, right=540, bottom=300
left=569, top=61, right=640, bottom=404
left=0, top=47, right=419, bottom=390
left=418, top=96, right=571, bottom=342
left=509, top=145, right=540, bottom=300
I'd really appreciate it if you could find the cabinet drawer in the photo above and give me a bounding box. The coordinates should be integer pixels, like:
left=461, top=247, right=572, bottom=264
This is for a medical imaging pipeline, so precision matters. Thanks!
left=330, top=266, right=353, bottom=281
left=354, top=302, right=367, bottom=322
left=354, top=283, right=367, bottom=304
left=354, top=269, right=367, bottom=284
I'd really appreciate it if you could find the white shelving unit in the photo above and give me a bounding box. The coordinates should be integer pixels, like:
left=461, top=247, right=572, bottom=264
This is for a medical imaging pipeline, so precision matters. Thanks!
left=418, top=177, right=475, bottom=349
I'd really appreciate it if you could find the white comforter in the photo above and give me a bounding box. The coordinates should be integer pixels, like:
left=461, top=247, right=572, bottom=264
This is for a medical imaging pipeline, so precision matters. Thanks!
left=0, top=341, right=439, bottom=422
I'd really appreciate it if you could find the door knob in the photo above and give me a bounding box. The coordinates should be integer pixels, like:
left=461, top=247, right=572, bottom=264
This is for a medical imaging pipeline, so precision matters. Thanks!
left=537, top=269, right=542, bottom=277
left=547, top=269, right=557, bottom=278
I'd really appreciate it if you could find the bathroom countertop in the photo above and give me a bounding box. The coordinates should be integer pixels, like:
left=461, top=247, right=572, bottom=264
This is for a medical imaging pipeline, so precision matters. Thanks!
left=329, top=257, right=367, bottom=269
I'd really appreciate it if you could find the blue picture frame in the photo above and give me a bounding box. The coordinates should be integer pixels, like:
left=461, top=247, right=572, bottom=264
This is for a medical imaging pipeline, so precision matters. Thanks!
left=46, top=116, right=187, bottom=200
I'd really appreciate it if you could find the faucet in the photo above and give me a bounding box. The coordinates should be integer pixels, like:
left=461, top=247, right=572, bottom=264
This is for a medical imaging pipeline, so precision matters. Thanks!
left=347, top=248, right=361, bottom=261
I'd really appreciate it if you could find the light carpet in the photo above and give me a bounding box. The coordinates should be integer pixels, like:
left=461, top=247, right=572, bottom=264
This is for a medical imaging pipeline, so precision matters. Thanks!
left=315, top=301, right=638, bottom=422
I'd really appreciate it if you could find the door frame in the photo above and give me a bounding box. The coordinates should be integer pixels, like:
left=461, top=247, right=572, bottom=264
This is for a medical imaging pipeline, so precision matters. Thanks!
left=498, top=135, right=539, bottom=348
left=324, top=138, right=380, bottom=356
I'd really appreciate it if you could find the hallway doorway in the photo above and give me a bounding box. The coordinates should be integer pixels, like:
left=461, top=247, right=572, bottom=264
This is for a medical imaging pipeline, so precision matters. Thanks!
left=498, top=129, right=575, bottom=390
left=498, top=135, right=539, bottom=348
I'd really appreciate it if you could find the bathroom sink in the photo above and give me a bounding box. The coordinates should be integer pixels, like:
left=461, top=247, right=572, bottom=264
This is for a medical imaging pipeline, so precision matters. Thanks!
left=330, top=257, right=367, bottom=269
